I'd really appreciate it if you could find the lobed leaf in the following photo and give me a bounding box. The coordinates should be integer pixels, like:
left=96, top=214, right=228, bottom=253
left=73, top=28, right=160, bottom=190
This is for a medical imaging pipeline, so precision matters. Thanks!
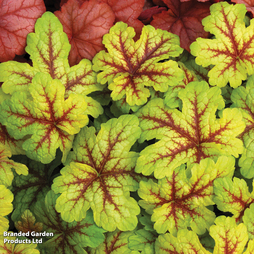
left=55, top=0, right=115, bottom=65
left=136, top=81, right=244, bottom=179
left=15, top=210, right=43, bottom=234
left=0, top=0, right=46, bottom=62
left=34, top=190, right=105, bottom=254
left=138, top=157, right=234, bottom=235
left=93, top=21, right=184, bottom=106
left=210, top=216, right=248, bottom=254
left=106, top=0, right=145, bottom=38
left=0, top=11, right=103, bottom=118
left=231, top=75, right=254, bottom=178
left=11, top=150, right=61, bottom=222
left=0, top=144, right=28, bottom=187
left=52, top=115, right=141, bottom=231
left=91, top=230, right=136, bottom=254
left=190, top=2, right=254, bottom=88
left=231, top=0, right=254, bottom=16
left=213, top=177, right=254, bottom=222
left=155, top=230, right=209, bottom=253
left=0, top=73, right=88, bottom=163
left=0, top=234, right=39, bottom=254
left=151, top=0, right=211, bottom=52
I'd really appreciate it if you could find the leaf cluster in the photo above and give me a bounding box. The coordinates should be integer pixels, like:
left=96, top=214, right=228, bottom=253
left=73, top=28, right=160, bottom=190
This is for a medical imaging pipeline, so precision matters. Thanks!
left=2, top=1, right=254, bottom=254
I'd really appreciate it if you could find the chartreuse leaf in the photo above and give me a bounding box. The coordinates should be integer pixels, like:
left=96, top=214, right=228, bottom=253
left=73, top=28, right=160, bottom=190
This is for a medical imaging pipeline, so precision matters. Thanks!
left=0, top=234, right=39, bottom=254
left=136, top=81, right=244, bottom=179
left=52, top=115, right=141, bottom=231
left=231, top=75, right=254, bottom=178
left=33, top=190, right=105, bottom=254
left=0, top=144, right=28, bottom=187
left=0, top=123, right=26, bottom=155
left=245, top=239, right=254, bottom=254
left=243, top=203, right=254, bottom=240
left=90, top=230, right=136, bottom=254
left=11, top=152, right=61, bottom=222
left=213, top=177, right=254, bottom=221
left=0, top=73, right=88, bottom=164
left=0, top=11, right=103, bottom=118
left=93, top=21, right=184, bottom=106
left=210, top=216, right=248, bottom=254
left=190, top=2, right=254, bottom=88
left=138, top=156, right=234, bottom=235
left=0, top=185, right=13, bottom=234
left=164, top=62, right=198, bottom=108
left=110, top=86, right=163, bottom=117
left=155, top=230, right=209, bottom=253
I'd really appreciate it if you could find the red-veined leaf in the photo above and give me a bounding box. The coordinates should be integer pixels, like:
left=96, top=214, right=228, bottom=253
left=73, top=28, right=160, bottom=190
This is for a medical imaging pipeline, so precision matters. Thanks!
left=0, top=11, right=103, bottom=118
left=33, top=191, right=105, bottom=253
left=0, top=73, right=88, bottom=163
left=15, top=210, right=43, bottom=234
left=0, top=0, right=46, bottom=62
left=55, top=0, right=115, bottom=65
left=151, top=0, right=211, bottom=51
left=136, top=82, right=244, bottom=179
left=210, top=216, right=248, bottom=254
left=90, top=230, right=135, bottom=254
left=138, top=156, right=234, bottom=235
left=213, top=177, right=254, bottom=222
left=155, top=230, right=210, bottom=253
left=93, top=21, right=184, bottom=106
left=52, top=115, right=142, bottom=231
left=190, top=2, right=254, bottom=88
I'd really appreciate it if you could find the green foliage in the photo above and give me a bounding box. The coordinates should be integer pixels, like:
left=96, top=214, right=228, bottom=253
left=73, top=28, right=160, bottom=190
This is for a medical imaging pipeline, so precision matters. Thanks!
left=34, top=191, right=105, bottom=254
left=2, top=3, right=254, bottom=253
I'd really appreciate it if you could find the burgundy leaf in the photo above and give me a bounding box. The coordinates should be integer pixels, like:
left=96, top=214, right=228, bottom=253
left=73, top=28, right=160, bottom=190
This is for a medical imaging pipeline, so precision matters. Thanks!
left=151, top=0, right=211, bottom=51
left=139, top=6, right=167, bottom=24
left=106, top=0, right=146, bottom=38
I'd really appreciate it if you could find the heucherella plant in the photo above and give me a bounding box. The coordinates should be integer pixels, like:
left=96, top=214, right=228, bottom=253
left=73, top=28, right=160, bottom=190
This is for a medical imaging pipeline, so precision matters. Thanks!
left=52, top=115, right=142, bottom=231
left=0, top=72, right=88, bottom=164
left=138, top=156, right=234, bottom=235
left=3, top=1, right=254, bottom=253
left=136, top=81, right=245, bottom=179
left=93, top=21, right=184, bottom=106
left=191, top=2, right=254, bottom=88
left=0, top=11, right=103, bottom=118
